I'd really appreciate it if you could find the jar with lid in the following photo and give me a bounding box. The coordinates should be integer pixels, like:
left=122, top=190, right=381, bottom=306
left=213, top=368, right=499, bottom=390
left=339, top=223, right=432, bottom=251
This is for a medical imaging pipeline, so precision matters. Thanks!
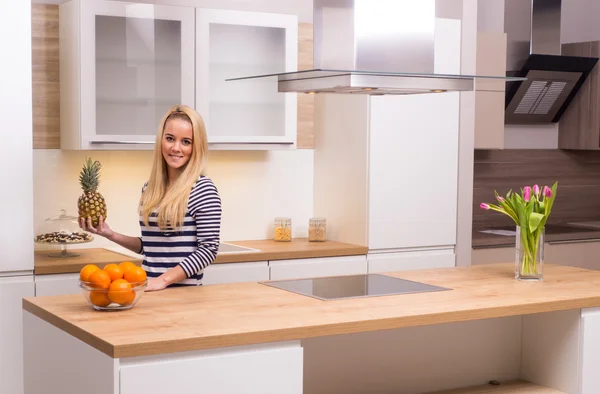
left=308, top=217, right=327, bottom=242
left=274, top=217, right=292, bottom=242
left=34, top=209, right=94, bottom=258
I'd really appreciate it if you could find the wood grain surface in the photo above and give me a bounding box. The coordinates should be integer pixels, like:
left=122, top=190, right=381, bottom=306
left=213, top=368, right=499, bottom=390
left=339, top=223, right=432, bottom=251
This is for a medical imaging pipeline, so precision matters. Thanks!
left=34, top=248, right=142, bottom=275
left=23, top=263, right=600, bottom=358
left=473, top=149, right=600, bottom=230
left=31, top=7, right=315, bottom=150
left=34, top=239, right=368, bottom=274
left=558, top=41, right=600, bottom=150
left=296, top=22, right=314, bottom=149
left=427, top=379, right=565, bottom=394
left=32, top=4, right=60, bottom=149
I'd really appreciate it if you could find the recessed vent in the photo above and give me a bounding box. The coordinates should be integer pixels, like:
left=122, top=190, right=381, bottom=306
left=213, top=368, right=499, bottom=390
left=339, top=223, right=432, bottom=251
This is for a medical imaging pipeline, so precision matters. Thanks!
left=514, top=80, right=567, bottom=115
left=505, top=68, right=586, bottom=124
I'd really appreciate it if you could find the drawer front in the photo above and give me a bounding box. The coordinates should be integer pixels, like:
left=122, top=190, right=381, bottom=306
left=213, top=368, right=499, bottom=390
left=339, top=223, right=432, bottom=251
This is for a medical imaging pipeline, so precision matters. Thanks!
left=35, top=273, right=80, bottom=296
left=120, top=343, right=303, bottom=394
left=269, top=256, right=367, bottom=280
left=368, top=249, right=455, bottom=273
left=202, top=261, right=269, bottom=285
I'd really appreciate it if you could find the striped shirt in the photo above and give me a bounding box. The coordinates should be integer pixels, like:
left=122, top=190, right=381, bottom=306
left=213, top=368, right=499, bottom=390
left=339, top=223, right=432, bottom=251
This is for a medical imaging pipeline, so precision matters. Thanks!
left=138, top=176, right=222, bottom=286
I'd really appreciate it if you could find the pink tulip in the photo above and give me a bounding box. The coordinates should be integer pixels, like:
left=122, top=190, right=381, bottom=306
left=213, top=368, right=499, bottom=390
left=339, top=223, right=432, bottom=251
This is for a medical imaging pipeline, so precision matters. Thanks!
left=543, top=186, right=552, bottom=198
left=533, top=184, right=540, bottom=197
left=497, top=196, right=505, bottom=202
left=524, top=186, right=532, bottom=202
left=480, top=203, right=490, bottom=210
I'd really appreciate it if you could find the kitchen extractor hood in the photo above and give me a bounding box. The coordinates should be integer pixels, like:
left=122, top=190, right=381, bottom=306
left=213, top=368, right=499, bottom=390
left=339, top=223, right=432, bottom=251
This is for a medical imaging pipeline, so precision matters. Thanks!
left=504, top=0, right=598, bottom=124
left=226, top=0, right=524, bottom=95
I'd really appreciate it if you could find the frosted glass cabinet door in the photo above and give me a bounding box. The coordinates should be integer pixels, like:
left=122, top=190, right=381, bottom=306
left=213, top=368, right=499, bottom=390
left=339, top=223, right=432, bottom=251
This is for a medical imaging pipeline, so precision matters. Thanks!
left=79, top=0, right=195, bottom=147
left=196, top=9, right=298, bottom=146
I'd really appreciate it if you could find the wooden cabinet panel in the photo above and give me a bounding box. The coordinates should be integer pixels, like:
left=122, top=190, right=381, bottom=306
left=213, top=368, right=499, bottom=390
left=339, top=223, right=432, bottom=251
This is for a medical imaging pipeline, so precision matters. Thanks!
left=559, top=41, right=600, bottom=150
left=474, top=31, right=507, bottom=150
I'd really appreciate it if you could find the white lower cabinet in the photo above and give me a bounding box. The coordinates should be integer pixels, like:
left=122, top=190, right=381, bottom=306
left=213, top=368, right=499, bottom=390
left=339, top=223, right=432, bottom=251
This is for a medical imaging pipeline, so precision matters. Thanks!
left=269, top=256, right=367, bottom=280
left=120, top=343, right=303, bottom=394
left=0, top=275, right=35, bottom=394
left=368, top=249, right=456, bottom=274
left=202, top=261, right=269, bottom=285
left=35, top=273, right=80, bottom=296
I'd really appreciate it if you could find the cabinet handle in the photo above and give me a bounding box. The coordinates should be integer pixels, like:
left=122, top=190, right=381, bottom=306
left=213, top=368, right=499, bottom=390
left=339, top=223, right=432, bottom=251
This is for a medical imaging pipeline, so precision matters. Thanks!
left=547, top=239, right=600, bottom=245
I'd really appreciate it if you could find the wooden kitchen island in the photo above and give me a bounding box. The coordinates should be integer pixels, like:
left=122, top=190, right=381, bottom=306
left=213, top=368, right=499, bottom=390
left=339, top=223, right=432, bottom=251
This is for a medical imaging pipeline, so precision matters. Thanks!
left=22, top=263, right=600, bottom=394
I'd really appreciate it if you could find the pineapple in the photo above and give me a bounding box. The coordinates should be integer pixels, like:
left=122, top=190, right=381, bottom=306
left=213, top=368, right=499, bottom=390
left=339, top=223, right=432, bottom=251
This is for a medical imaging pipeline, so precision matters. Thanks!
left=77, top=157, right=107, bottom=227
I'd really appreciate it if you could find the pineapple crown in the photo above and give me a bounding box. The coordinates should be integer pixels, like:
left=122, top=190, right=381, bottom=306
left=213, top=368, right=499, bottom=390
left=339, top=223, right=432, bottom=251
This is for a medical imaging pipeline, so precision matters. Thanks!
left=79, top=157, right=102, bottom=192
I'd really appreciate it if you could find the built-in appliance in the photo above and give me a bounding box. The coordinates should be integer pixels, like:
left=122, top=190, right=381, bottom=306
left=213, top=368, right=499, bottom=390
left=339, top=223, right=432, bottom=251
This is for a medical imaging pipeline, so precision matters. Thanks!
left=260, top=273, right=451, bottom=301
left=504, top=0, right=598, bottom=124
left=227, top=0, right=524, bottom=95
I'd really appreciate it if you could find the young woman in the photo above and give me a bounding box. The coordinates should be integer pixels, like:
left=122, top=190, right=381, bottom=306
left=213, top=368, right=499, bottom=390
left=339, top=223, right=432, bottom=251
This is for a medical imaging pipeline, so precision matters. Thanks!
left=80, top=105, right=222, bottom=291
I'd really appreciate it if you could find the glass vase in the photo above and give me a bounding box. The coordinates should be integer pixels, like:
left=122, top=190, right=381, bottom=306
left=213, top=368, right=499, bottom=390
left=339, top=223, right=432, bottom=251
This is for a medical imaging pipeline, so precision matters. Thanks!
left=515, top=225, right=544, bottom=280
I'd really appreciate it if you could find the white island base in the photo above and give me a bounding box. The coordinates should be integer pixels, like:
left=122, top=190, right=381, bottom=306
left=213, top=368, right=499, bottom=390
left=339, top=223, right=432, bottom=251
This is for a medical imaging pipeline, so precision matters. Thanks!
left=23, top=307, right=600, bottom=394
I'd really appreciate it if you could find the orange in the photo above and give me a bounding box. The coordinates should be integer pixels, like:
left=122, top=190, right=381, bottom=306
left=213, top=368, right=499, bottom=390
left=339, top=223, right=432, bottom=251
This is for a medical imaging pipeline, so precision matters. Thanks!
left=80, top=264, right=100, bottom=282
left=119, top=261, right=137, bottom=275
left=103, top=263, right=124, bottom=282
left=89, top=290, right=111, bottom=307
left=124, top=266, right=147, bottom=285
left=88, top=269, right=111, bottom=289
left=108, top=279, right=135, bottom=305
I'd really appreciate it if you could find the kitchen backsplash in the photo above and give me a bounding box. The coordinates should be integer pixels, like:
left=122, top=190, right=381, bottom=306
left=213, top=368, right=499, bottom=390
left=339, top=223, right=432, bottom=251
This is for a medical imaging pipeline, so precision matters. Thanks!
left=33, top=149, right=314, bottom=254
left=473, top=149, right=600, bottom=230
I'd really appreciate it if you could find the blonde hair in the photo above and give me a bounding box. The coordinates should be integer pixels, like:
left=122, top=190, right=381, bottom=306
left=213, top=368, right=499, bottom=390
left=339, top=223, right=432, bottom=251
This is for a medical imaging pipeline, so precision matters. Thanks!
left=140, top=105, right=208, bottom=230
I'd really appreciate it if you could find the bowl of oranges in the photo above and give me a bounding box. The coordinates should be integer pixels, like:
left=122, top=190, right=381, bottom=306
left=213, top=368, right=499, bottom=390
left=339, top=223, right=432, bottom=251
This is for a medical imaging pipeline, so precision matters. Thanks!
left=79, top=261, right=147, bottom=311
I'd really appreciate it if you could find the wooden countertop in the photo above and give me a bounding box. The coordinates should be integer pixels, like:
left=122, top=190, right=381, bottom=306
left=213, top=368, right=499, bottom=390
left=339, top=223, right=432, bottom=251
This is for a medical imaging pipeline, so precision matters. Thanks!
left=23, top=263, right=600, bottom=359
left=34, top=248, right=142, bottom=275
left=34, top=239, right=368, bottom=275
left=213, top=238, right=367, bottom=263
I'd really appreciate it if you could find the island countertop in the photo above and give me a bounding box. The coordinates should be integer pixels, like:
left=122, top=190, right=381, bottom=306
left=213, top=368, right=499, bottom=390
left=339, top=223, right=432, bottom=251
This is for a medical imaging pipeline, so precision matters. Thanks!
left=34, top=238, right=368, bottom=275
left=22, top=263, right=600, bottom=359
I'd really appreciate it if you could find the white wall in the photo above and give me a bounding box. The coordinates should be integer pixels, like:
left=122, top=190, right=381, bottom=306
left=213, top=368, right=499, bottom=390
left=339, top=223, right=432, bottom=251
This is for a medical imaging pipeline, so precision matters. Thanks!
left=34, top=150, right=314, bottom=255
left=0, top=0, right=34, bottom=273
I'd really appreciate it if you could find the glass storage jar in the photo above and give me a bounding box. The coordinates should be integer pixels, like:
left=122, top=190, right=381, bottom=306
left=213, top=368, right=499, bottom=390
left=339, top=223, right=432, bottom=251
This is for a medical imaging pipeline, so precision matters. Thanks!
left=274, top=217, right=292, bottom=242
left=34, top=209, right=94, bottom=258
left=309, top=217, right=327, bottom=242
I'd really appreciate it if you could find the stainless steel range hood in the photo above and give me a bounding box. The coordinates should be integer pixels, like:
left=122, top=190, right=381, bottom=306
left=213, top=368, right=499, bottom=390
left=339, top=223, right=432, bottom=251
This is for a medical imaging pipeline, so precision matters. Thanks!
left=226, top=0, right=524, bottom=95
left=504, top=0, right=598, bottom=124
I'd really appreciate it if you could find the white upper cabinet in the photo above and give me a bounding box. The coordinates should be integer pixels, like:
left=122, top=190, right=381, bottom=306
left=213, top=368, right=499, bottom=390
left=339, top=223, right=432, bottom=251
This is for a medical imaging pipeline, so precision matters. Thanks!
left=195, top=9, right=298, bottom=148
left=367, top=93, right=459, bottom=250
left=59, top=1, right=298, bottom=150
left=60, top=0, right=195, bottom=150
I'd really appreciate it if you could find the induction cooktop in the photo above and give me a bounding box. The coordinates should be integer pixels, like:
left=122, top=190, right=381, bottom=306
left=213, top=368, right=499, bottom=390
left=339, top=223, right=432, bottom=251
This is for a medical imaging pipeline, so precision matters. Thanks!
left=259, top=273, right=451, bottom=301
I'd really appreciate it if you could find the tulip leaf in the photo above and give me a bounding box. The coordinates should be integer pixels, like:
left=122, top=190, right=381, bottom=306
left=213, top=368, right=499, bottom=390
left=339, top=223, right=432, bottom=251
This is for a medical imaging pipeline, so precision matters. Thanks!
left=529, top=212, right=544, bottom=233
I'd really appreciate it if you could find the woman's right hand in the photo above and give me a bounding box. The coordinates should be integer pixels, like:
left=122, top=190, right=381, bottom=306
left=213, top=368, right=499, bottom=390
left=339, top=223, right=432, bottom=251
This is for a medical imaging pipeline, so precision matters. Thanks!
left=79, top=215, right=114, bottom=240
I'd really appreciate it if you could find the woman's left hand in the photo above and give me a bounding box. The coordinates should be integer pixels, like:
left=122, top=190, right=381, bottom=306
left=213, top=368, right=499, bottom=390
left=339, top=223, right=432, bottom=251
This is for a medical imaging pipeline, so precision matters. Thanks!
left=146, top=277, right=168, bottom=292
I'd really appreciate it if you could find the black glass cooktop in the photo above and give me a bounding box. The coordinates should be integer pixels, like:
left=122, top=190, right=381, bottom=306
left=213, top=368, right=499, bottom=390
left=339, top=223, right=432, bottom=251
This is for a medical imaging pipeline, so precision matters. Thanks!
left=259, top=274, right=451, bottom=301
